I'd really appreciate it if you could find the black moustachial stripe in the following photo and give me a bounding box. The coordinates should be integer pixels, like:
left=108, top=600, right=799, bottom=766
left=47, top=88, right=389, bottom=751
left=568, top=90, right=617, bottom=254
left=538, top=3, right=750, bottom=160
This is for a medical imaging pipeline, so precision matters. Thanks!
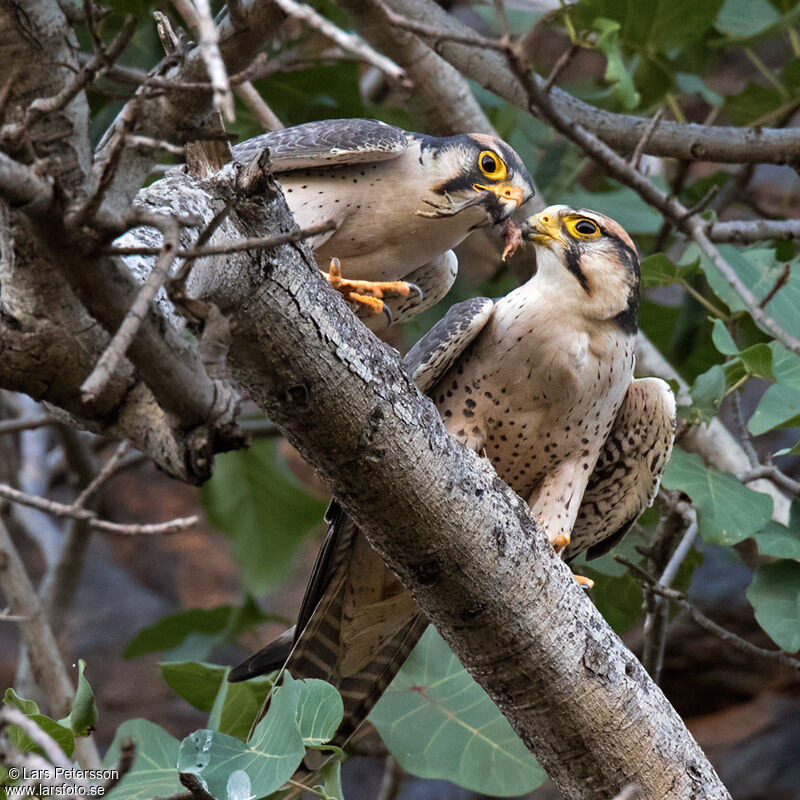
left=564, top=245, right=590, bottom=293
left=606, top=231, right=640, bottom=335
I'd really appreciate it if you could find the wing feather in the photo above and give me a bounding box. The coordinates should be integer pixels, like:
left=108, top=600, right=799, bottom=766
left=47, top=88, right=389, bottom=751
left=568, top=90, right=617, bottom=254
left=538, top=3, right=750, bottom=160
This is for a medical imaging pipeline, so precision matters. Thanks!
left=231, top=118, right=409, bottom=172
left=566, top=377, right=677, bottom=561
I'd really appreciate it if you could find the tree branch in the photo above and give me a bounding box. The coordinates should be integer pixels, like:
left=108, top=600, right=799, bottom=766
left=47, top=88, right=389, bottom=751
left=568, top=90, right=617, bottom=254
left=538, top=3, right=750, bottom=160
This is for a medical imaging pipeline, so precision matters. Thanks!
left=124, top=158, right=731, bottom=798
left=383, top=0, right=800, bottom=164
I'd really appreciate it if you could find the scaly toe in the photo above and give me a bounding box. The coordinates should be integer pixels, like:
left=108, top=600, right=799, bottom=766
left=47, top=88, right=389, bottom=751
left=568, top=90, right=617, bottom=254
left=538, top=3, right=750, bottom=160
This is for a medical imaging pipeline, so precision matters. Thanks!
left=574, top=574, right=594, bottom=590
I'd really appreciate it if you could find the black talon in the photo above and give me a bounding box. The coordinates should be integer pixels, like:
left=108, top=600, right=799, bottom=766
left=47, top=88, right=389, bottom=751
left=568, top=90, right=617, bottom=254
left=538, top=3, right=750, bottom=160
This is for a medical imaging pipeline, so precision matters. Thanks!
left=382, top=303, right=393, bottom=326
left=407, top=282, right=423, bottom=300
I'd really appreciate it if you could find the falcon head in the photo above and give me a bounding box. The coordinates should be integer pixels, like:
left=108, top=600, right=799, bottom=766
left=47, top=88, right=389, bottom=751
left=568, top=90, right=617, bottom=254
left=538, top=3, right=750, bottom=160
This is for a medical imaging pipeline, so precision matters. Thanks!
left=522, top=205, right=640, bottom=333
left=415, top=133, right=535, bottom=225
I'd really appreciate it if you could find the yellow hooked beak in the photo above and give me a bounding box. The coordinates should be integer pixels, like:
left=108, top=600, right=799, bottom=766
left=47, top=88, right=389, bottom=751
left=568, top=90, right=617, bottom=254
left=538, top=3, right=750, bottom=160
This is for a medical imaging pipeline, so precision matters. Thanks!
left=522, top=210, right=565, bottom=246
left=473, top=182, right=526, bottom=209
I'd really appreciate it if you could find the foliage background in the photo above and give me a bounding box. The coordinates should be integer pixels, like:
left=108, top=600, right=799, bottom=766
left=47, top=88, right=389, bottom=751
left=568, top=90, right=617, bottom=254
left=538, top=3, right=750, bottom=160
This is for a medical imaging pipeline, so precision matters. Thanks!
left=2, top=0, right=800, bottom=797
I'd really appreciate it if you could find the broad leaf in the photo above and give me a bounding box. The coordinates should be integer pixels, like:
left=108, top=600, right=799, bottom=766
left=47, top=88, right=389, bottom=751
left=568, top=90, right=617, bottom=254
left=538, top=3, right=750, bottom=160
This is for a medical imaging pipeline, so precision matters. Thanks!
left=714, top=0, right=781, bottom=38
left=746, top=561, right=800, bottom=652
left=592, top=18, right=641, bottom=109
left=202, top=440, right=326, bottom=596
left=370, top=627, right=546, bottom=797
left=753, top=521, right=800, bottom=562
left=661, top=449, right=773, bottom=545
left=295, top=679, right=344, bottom=746
left=160, top=661, right=228, bottom=712
left=125, top=597, right=268, bottom=661
left=69, top=660, right=98, bottom=737
left=178, top=675, right=306, bottom=799
left=104, top=720, right=183, bottom=800
left=3, top=689, right=74, bottom=759
left=208, top=669, right=273, bottom=742
left=641, top=253, right=700, bottom=288
left=690, top=364, right=727, bottom=423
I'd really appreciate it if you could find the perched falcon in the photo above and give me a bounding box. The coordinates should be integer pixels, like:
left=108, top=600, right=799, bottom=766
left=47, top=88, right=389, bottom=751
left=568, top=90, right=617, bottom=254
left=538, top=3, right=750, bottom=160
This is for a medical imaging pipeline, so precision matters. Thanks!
left=229, top=205, right=676, bottom=750
left=232, top=118, right=535, bottom=326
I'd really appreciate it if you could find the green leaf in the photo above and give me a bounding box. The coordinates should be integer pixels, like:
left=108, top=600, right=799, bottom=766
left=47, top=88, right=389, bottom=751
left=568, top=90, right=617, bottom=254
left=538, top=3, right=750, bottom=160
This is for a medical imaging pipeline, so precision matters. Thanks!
left=295, top=679, right=344, bottom=746
left=370, top=627, right=546, bottom=797
left=641, top=253, right=700, bottom=288
left=714, top=0, right=780, bottom=38
left=748, top=384, right=800, bottom=434
left=739, top=343, right=774, bottom=380
left=724, top=83, right=784, bottom=125
left=700, top=247, right=800, bottom=342
left=753, top=521, right=800, bottom=561
left=320, top=760, right=344, bottom=800
left=69, top=660, right=98, bottom=737
left=746, top=560, right=800, bottom=652
left=592, top=18, right=641, bottom=109
left=160, top=661, right=227, bottom=712
left=2, top=689, right=75, bottom=759
left=572, top=0, right=724, bottom=53
left=689, top=364, right=727, bottom=423
left=675, top=73, right=723, bottom=105
left=125, top=597, right=268, bottom=661
left=104, top=720, right=183, bottom=800
left=202, top=440, right=326, bottom=596
left=749, top=343, right=800, bottom=434
left=661, top=448, right=773, bottom=545
left=711, top=319, right=738, bottom=355
left=177, top=674, right=306, bottom=799
left=208, top=669, right=273, bottom=742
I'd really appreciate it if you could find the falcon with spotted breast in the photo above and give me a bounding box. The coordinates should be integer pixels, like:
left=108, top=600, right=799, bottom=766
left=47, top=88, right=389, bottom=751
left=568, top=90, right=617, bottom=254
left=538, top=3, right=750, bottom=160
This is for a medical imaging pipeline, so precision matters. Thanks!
left=229, top=205, right=676, bottom=752
left=232, top=118, right=535, bottom=326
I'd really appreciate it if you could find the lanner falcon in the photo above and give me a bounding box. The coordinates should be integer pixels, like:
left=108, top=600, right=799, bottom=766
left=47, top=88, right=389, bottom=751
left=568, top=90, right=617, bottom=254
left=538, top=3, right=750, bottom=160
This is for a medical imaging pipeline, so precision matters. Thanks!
left=229, top=205, right=677, bottom=750
left=232, top=118, right=535, bottom=326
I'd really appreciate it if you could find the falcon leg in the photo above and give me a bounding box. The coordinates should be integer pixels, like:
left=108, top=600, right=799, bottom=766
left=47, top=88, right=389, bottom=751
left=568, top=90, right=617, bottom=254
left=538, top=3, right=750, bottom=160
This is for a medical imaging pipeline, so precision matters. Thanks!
left=529, top=462, right=595, bottom=587
left=323, top=258, right=422, bottom=324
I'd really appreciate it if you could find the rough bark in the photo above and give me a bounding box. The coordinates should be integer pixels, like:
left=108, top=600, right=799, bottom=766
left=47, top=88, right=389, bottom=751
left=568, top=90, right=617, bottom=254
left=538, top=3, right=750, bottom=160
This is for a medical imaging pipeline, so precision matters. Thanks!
left=129, top=162, right=731, bottom=799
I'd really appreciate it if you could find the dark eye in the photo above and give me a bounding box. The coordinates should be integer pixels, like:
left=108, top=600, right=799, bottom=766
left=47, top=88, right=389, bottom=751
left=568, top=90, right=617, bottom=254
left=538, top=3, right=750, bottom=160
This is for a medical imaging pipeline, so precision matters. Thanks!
left=575, top=219, right=598, bottom=235
left=481, top=153, right=497, bottom=173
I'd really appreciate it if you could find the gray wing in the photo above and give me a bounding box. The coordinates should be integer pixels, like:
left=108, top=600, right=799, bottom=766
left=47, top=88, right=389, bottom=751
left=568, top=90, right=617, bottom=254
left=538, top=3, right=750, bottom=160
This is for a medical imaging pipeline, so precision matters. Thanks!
left=231, top=118, right=409, bottom=172
left=565, top=377, right=677, bottom=562
left=404, top=297, right=495, bottom=393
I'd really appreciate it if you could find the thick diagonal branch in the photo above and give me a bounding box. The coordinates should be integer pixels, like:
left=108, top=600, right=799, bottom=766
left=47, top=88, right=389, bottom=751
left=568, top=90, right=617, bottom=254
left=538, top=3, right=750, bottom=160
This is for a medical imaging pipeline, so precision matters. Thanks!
left=126, top=163, right=731, bottom=799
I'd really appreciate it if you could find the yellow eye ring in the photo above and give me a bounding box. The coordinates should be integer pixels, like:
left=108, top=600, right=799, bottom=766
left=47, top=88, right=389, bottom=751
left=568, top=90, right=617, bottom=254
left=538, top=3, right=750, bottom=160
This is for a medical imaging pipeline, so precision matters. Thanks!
left=565, top=217, right=601, bottom=239
left=478, top=150, right=507, bottom=181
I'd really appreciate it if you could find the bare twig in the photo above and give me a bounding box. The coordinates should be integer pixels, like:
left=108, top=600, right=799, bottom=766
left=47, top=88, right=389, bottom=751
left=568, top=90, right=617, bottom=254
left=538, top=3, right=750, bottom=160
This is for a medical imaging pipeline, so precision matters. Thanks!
left=617, top=556, right=800, bottom=671
left=102, top=738, right=136, bottom=793
left=0, top=706, right=71, bottom=769
left=179, top=773, right=216, bottom=800
left=0, top=483, right=197, bottom=535
left=154, top=10, right=181, bottom=54
left=28, top=16, right=137, bottom=118
left=631, top=108, right=664, bottom=171
left=74, top=442, right=131, bottom=509
left=192, top=0, right=236, bottom=121
left=124, top=134, right=186, bottom=156
left=234, top=82, right=285, bottom=131
left=81, top=221, right=180, bottom=402
left=543, top=43, right=579, bottom=94
left=729, top=386, right=760, bottom=469
left=759, top=262, right=792, bottom=308
left=0, top=416, right=54, bottom=437
left=376, top=756, right=404, bottom=800
left=740, top=463, right=800, bottom=496
left=275, top=0, right=408, bottom=83
left=106, top=219, right=336, bottom=258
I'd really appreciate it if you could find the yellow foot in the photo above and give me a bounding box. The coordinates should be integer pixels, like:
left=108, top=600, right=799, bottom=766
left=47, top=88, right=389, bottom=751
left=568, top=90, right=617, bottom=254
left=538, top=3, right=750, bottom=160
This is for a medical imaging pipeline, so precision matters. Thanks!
left=549, top=530, right=570, bottom=553
left=574, top=574, right=594, bottom=589
left=322, top=258, right=422, bottom=324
